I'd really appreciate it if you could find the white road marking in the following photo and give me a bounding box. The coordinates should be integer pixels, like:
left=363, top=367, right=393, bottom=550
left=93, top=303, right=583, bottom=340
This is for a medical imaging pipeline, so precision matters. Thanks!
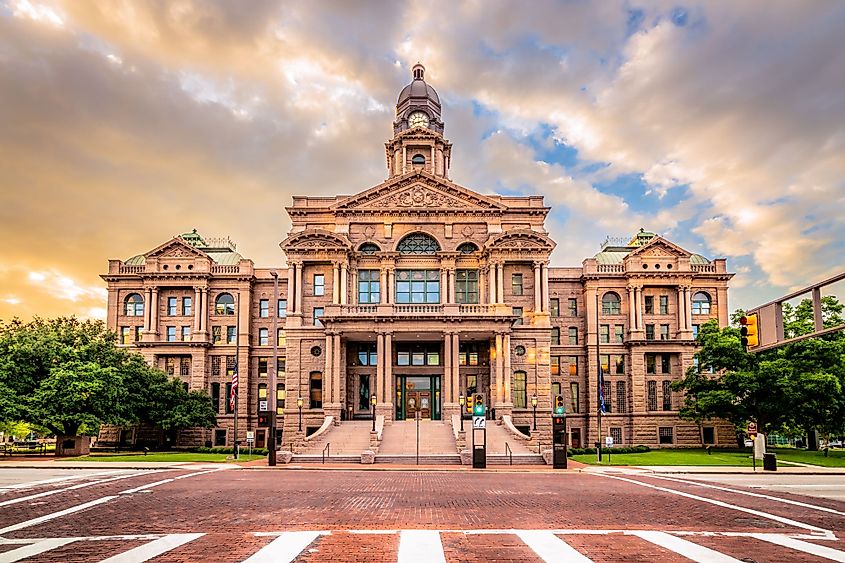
left=0, top=538, right=77, bottom=562
left=0, top=471, right=119, bottom=491
left=118, top=478, right=174, bottom=494
left=516, top=530, right=593, bottom=562
left=0, top=471, right=158, bottom=507
left=752, top=533, right=845, bottom=562
left=596, top=473, right=828, bottom=533
left=242, top=531, right=324, bottom=562
left=0, top=495, right=117, bottom=535
left=398, top=530, right=447, bottom=563
left=633, top=531, right=743, bottom=562
left=648, top=474, right=845, bottom=516
left=173, top=467, right=231, bottom=479
left=99, top=533, right=204, bottom=563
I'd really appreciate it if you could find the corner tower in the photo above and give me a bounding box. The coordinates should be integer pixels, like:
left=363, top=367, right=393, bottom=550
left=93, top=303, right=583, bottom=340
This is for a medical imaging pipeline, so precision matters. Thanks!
left=386, top=63, right=452, bottom=179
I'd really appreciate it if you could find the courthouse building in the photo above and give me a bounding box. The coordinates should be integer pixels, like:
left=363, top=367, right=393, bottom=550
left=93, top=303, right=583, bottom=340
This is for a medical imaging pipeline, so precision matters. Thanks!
left=102, top=64, right=734, bottom=452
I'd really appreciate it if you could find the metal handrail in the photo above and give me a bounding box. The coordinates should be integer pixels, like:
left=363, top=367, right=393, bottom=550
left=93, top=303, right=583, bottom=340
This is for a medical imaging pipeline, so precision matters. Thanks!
left=504, top=442, right=513, bottom=465
left=322, top=442, right=330, bottom=464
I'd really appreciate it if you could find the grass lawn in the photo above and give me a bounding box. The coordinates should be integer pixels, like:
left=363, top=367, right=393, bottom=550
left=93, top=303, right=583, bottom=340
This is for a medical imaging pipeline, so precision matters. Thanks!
left=572, top=447, right=845, bottom=467
left=69, top=452, right=266, bottom=463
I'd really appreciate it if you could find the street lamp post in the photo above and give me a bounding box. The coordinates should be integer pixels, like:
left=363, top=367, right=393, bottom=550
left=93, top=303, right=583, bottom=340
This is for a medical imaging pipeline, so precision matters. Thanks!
left=371, top=395, right=377, bottom=432
left=531, top=394, right=538, bottom=431
left=458, top=395, right=465, bottom=432
left=297, top=397, right=304, bottom=432
left=268, top=270, right=279, bottom=467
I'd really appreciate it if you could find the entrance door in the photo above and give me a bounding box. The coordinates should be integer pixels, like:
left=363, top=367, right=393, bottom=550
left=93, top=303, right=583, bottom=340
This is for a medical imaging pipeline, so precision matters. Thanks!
left=570, top=428, right=581, bottom=448
left=397, top=376, right=440, bottom=420
left=405, top=391, right=432, bottom=419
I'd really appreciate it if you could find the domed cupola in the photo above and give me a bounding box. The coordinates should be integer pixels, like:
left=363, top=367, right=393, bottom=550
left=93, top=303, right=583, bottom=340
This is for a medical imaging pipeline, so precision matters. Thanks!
left=394, top=63, right=445, bottom=135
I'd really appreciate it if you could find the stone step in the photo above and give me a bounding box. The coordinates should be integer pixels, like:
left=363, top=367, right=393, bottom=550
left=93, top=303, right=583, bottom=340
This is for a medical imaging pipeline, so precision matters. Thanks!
left=375, top=454, right=461, bottom=465
left=485, top=454, right=546, bottom=465
left=291, top=454, right=361, bottom=464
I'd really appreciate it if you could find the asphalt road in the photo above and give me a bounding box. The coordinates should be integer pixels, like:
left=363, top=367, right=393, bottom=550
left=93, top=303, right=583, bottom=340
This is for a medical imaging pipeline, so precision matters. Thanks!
left=0, top=466, right=843, bottom=562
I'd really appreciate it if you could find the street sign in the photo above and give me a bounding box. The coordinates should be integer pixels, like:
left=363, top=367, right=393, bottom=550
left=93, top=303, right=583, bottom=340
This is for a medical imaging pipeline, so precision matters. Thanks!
left=605, top=436, right=613, bottom=448
left=748, top=422, right=757, bottom=437
left=259, top=400, right=268, bottom=411
left=246, top=431, right=255, bottom=442
left=473, top=416, right=486, bottom=429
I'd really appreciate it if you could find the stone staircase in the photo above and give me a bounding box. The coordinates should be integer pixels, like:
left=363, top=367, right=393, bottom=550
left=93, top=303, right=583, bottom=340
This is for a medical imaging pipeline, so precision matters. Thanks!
left=473, top=422, right=545, bottom=465
left=292, top=420, right=372, bottom=463
left=376, top=420, right=460, bottom=464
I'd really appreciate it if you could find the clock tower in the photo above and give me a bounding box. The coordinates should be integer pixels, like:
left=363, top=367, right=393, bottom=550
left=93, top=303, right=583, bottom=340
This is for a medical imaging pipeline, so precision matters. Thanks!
left=386, top=63, right=452, bottom=179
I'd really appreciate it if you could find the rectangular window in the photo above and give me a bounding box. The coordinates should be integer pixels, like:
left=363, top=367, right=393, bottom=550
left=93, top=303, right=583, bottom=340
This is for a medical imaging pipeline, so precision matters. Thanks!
left=647, top=381, right=657, bottom=411
left=427, top=350, right=440, bottom=366
left=660, top=324, right=670, bottom=340
left=211, top=382, right=220, bottom=413
left=600, top=354, right=610, bottom=375
left=257, top=383, right=267, bottom=413
left=357, top=270, right=381, bottom=304
left=358, top=344, right=377, bottom=366
left=226, top=326, right=236, bottom=344
left=692, top=324, right=700, bottom=339
left=599, top=324, right=610, bottom=344
left=225, top=382, right=234, bottom=414
left=277, top=329, right=286, bottom=347
left=568, top=327, right=578, bottom=345
left=278, top=299, right=287, bottom=317
left=214, top=429, right=226, bottom=446
left=550, top=355, right=560, bottom=375
left=550, top=298, right=560, bottom=316
left=212, top=326, right=222, bottom=344
left=226, top=355, right=236, bottom=376
left=703, top=427, right=715, bottom=445
left=614, top=325, right=624, bottom=343
left=309, top=372, right=322, bottom=408
left=313, top=274, right=325, bottom=296
left=615, top=355, right=625, bottom=374
left=659, top=427, right=674, bottom=444
left=164, top=357, right=176, bottom=375
left=659, top=295, right=669, bottom=315
left=135, top=326, right=142, bottom=342
left=602, top=381, right=611, bottom=413
left=644, top=296, right=654, bottom=314
left=181, top=326, right=191, bottom=341
left=167, top=297, right=177, bottom=316
left=396, top=345, right=441, bottom=366
left=259, top=299, right=269, bottom=318
left=568, top=298, right=577, bottom=316
left=512, top=307, right=523, bottom=325
left=313, top=307, right=324, bottom=327
left=358, top=375, right=370, bottom=410
left=611, top=427, right=623, bottom=446
left=166, top=326, right=176, bottom=342
left=276, top=383, right=285, bottom=415
left=459, top=343, right=479, bottom=366
left=120, top=326, right=130, bottom=345
left=645, top=324, right=655, bottom=340
left=551, top=327, right=560, bottom=346
left=511, top=273, right=523, bottom=296
left=412, top=351, right=425, bottom=365
left=616, top=381, right=627, bottom=413
left=277, top=357, right=286, bottom=374
left=662, top=380, right=672, bottom=410
left=456, top=270, right=479, bottom=304
left=211, top=356, right=221, bottom=376
left=662, top=355, right=671, bottom=374
left=258, top=358, right=268, bottom=377
left=258, top=328, right=269, bottom=346
left=568, top=356, right=578, bottom=376
left=182, top=297, right=192, bottom=316
left=397, top=351, right=410, bottom=366
left=513, top=372, right=527, bottom=408
left=646, top=354, right=656, bottom=374
left=395, top=270, right=440, bottom=304
left=551, top=382, right=561, bottom=396
left=570, top=382, right=580, bottom=413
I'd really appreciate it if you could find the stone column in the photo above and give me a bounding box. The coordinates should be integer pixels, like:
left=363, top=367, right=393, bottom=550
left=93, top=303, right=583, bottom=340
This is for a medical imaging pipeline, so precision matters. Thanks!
left=497, top=263, right=505, bottom=303
left=388, top=268, right=395, bottom=304
left=627, top=286, right=636, bottom=332
left=294, top=262, right=303, bottom=314
left=340, top=263, right=348, bottom=305
left=402, top=146, right=407, bottom=174
left=193, top=287, right=201, bottom=330
left=376, top=332, right=385, bottom=403
left=542, top=262, right=550, bottom=312
left=443, top=332, right=452, bottom=403
left=324, top=333, right=333, bottom=410
left=332, top=263, right=340, bottom=304
left=351, top=269, right=358, bottom=305
left=503, top=333, right=512, bottom=405
left=533, top=262, right=542, bottom=313
left=687, top=287, right=696, bottom=330
left=448, top=269, right=456, bottom=303
left=380, top=268, right=388, bottom=305
left=384, top=332, right=393, bottom=410
left=333, top=334, right=342, bottom=405
left=440, top=269, right=447, bottom=302
left=451, top=333, right=460, bottom=405
left=635, top=286, right=643, bottom=332
left=494, top=333, right=504, bottom=405
left=677, top=286, right=686, bottom=332
left=144, top=288, right=152, bottom=331
left=479, top=267, right=487, bottom=304
left=488, top=263, right=497, bottom=304
left=287, top=265, right=295, bottom=313
left=150, top=288, right=159, bottom=334
left=200, top=289, right=207, bottom=333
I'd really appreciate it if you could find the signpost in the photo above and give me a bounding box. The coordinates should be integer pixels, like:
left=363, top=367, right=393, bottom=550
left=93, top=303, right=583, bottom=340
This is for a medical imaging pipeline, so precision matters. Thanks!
left=472, top=393, right=487, bottom=468
left=552, top=394, right=567, bottom=469
left=246, top=431, right=255, bottom=458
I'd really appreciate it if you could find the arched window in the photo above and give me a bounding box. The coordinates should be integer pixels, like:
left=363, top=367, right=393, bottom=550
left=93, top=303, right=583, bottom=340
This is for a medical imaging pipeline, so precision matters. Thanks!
left=215, top=293, right=235, bottom=315
left=397, top=233, right=440, bottom=255
left=309, top=372, right=323, bottom=409
left=456, top=242, right=478, bottom=254
left=124, top=293, right=144, bottom=316
left=601, top=292, right=621, bottom=315
left=358, top=242, right=380, bottom=255
left=692, top=292, right=711, bottom=315
left=412, top=154, right=426, bottom=166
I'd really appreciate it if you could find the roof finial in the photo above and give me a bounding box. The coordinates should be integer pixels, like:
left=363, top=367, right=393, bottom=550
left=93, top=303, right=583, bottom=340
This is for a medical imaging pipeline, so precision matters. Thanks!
left=412, top=62, right=425, bottom=80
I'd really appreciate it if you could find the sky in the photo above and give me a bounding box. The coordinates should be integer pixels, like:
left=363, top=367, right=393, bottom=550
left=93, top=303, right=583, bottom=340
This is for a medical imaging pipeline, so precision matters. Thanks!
left=1, top=0, right=844, bottom=321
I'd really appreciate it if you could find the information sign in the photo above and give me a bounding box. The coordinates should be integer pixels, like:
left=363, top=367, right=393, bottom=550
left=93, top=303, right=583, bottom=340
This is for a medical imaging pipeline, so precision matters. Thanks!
left=605, top=436, right=613, bottom=448
left=472, top=416, right=486, bottom=429
left=259, top=400, right=268, bottom=412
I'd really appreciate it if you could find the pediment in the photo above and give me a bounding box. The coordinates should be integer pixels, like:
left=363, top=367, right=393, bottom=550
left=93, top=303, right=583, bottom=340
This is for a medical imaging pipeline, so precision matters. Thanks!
left=334, top=172, right=506, bottom=213
left=146, top=237, right=208, bottom=260
left=281, top=229, right=352, bottom=252
left=626, top=237, right=691, bottom=259
left=487, top=229, right=555, bottom=252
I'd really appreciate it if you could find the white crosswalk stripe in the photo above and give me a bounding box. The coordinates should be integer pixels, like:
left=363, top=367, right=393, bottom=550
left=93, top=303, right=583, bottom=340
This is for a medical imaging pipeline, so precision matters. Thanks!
left=0, top=529, right=841, bottom=562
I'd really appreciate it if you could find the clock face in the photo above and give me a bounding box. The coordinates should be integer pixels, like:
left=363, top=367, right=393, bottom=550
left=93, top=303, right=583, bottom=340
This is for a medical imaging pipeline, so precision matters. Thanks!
left=408, top=111, right=429, bottom=128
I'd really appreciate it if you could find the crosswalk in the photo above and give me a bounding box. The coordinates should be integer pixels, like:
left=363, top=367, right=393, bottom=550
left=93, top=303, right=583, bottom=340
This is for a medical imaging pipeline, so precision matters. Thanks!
left=1, top=528, right=843, bottom=562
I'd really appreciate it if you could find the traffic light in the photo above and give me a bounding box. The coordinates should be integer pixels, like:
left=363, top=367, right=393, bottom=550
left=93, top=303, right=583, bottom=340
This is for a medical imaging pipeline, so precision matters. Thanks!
left=553, top=394, right=566, bottom=415
left=473, top=393, right=485, bottom=416
left=740, top=313, right=759, bottom=349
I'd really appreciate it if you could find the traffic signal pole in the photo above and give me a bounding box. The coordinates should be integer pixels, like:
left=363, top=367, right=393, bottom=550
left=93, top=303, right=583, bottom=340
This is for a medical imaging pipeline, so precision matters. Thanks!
left=595, top=294, right=602, bottom=463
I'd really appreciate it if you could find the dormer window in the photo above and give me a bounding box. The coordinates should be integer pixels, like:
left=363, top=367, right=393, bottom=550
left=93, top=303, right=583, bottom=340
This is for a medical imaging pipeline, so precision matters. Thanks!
left=412, top=154, right=426, bottom=167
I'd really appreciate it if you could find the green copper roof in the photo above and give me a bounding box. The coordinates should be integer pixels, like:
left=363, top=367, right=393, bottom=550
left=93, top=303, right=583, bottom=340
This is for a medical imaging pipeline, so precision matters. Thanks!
left=125, top=254, right=146, bottom=265
left=690, top=254, right=710, bottom=264
left=124, top=230, right=242, bottom=265
left=180, top=229, right=206, bottom=247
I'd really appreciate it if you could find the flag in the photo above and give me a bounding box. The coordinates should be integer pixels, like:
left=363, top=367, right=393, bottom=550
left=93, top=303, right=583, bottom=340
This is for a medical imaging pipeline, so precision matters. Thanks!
left=229, top=364, right=238, bottom=412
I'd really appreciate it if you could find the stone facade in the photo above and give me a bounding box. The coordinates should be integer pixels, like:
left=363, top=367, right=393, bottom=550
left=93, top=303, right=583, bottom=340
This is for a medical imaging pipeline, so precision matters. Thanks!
left=101, top=65, right=734, bottom=451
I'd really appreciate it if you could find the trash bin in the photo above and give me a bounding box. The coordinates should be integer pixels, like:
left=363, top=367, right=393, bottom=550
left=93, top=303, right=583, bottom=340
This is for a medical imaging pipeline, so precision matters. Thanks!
left=763, top=452, right=777, bottom=471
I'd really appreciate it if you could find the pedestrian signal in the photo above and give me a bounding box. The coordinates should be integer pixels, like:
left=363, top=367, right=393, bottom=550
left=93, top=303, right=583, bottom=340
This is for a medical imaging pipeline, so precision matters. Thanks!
left=553, top=394, right=566, bottom=415
left=473, top=393, right=485, bottom=416
left=740, top=313, right=759, bottom=349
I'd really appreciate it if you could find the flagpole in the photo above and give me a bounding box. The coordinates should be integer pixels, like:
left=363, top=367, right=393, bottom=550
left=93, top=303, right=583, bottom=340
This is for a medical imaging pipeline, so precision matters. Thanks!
left=595, top=292, right=603, bottom=463
left=234, top=291, right=240, bottom=460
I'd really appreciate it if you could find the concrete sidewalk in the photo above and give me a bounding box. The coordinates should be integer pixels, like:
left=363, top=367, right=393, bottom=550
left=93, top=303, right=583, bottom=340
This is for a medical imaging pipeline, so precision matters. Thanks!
left=584, top=464, right=845, bottom=475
